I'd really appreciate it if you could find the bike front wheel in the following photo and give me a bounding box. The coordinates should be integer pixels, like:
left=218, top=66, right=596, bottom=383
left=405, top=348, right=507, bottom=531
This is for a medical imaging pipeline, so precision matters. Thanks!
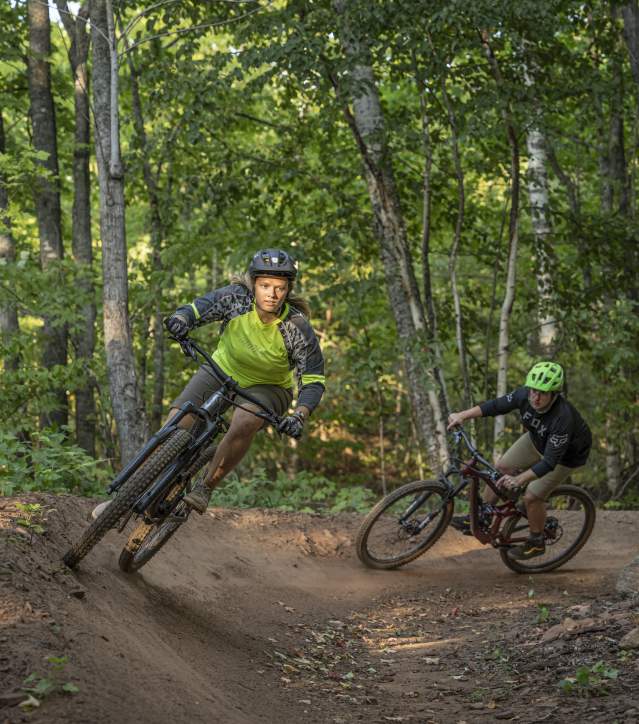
left=356, top=480, right=454, bottom=570
left=62, top=429, right=192, bottom=569
left=118, top=442, right=217, bottom=573
left=499, top=484, right=596, bottom=574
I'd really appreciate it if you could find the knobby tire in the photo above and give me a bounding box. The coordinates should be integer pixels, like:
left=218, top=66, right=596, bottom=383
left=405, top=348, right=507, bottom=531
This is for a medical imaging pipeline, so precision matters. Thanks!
left=62, top=429, right=192, bottom=569
left=356, top=480, right=453, bottom=570
left=499, top=484, right=596, bottom=574
left=118, top=442, right=218, bottom=573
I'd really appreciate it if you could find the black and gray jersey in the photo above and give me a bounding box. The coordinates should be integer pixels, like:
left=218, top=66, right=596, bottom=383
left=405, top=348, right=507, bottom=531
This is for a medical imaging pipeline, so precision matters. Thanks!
left=480, top=387, right=592, bottom=477
left=175, top=284, right=325, bottom=412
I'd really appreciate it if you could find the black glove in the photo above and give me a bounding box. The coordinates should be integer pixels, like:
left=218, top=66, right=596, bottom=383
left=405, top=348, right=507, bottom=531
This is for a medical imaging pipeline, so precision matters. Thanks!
left=277, top=411, right=305, bottom=439
left=165, top=313, right=190, bottom=340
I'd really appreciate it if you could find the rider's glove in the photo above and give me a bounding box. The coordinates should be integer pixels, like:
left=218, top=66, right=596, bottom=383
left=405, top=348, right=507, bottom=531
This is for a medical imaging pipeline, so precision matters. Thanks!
left=277, top=411, right=305, bottom=440
left=165, top=313, right=190, bottom=340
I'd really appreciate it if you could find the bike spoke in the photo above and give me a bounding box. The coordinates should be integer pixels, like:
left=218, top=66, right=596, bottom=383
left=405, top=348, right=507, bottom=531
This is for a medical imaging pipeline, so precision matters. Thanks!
left=360, top=483, right=450, bottom=567
left=501, top=486, right=594, bottom=572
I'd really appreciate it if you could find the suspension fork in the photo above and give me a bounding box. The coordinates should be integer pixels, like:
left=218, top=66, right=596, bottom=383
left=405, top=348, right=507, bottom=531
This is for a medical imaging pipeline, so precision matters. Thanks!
left=132, top=417, right=223, bottom=515
left=399, top=475, right=455, bottom=530
left=107, top=402, right=201, bottom=494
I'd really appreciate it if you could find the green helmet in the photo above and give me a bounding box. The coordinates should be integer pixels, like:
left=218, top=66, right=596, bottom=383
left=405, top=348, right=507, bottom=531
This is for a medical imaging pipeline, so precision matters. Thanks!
left=525, top=361, right=564, bottom=392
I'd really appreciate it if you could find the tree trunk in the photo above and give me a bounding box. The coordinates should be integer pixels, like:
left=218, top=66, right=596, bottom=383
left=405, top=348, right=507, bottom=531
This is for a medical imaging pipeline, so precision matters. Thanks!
left=440, top=73, right=472, bottom=410
left=57, top=0, right=96, bottom=456
left=523, top=106, right=558, bottom=356
left=0, top=111, right=20, bottom=372
left=119, top=31, right=166, bottom=433
left=413, top=51, right=450, bottom=419
left=27, top=0, right=68, bottom=429
left=601, top=22, right=630, bottom=493
left=623, top=2, right=639, bottom=87
left=521, top=50, right=559, bottom=356
left=481, top=31, right=521, bottom=451
left=91, top=0, right=146, bottom=464
left=333, top=1, right=447, bottom=467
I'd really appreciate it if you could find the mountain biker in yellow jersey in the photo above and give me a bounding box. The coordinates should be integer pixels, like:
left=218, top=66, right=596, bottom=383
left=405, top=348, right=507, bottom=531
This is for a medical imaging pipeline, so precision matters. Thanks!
left=446, top=362, right=592, bottom=560
left=91, top=249, right=325, bottom=520
left=165, top=249, right=326, bottom=513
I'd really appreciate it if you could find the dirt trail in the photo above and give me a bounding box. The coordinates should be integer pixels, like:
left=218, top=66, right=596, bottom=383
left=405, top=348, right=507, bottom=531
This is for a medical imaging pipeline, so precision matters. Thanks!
left=1, top=495, right=638, bottom=724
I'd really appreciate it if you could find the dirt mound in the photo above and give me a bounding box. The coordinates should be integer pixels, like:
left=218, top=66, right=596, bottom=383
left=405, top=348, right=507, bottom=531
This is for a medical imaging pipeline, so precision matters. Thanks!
left=1, top=495, right=638, bottom=723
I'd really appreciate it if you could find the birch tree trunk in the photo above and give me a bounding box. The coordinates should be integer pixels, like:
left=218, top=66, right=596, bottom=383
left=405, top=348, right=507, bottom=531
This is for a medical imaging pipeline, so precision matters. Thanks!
left=524, top=113, right=557, bottom=356
left=57, top=0, right=96, bottom=456
left=27, top=0, right=68, bottom=429
left=481, top=31, right=521, bottom=451
left=521, top=51, right=558, bottom=356
left=91, top=0, right=147, bottom=464
left=0, top=111, right=20, bottom=372
left=333, top=1, right=447, bottom=467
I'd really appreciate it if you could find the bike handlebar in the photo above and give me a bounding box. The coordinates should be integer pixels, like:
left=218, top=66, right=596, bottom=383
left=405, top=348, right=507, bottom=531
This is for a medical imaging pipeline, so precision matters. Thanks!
left=170, top=334, right=287, bottom=432
left=449, top=426, right=501, bottom=482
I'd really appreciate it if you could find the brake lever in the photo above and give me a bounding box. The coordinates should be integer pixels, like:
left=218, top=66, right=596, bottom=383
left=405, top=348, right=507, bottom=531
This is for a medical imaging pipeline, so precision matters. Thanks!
left=178, top=338, right=197, bottom=362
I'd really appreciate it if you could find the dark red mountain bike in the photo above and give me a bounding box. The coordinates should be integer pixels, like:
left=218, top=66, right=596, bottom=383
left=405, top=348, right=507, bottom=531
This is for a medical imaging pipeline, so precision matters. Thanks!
left=356, top=427, right=596, bottom=574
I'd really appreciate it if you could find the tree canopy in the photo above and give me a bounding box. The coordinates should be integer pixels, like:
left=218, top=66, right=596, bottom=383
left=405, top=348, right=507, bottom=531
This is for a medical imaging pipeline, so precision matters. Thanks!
left=1, top=0, right=638, bottom=507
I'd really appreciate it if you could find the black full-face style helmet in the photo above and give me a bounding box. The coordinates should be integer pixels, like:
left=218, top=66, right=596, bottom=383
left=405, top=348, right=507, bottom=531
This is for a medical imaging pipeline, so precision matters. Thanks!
left=248, top=249, right=298, bottom=281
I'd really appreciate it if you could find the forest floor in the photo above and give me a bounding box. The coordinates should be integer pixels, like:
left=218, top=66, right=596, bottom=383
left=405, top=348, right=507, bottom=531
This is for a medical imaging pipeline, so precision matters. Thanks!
left=1, top=494, right=638, bottom=724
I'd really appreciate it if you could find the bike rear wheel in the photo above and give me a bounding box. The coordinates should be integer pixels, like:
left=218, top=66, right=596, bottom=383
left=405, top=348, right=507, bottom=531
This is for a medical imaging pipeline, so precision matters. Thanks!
left=499, top=484, right=596, bottom=574
left=118, top=443, right=217, bottom=573
left=62, top=429, right=192, bottom=569
left=356, top=480, right=453, bottom=570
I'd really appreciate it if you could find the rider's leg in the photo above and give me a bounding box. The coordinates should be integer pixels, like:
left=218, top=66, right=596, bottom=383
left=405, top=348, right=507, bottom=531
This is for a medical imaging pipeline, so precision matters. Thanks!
left=508, top=464, right=580, bottom=560
left=523, top=489, right=546, bottom=534
left=183, top=406, right=264, bottom=513
left=487, top=433, right=542, bottom=503
left=204, top=406, right=264, bottom=488
left=523, top=464, right=576, bottom=531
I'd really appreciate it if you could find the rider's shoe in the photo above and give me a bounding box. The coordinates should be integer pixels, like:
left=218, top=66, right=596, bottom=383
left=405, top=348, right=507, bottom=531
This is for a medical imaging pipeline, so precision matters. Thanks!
left=90, top=500, right=112, bottom=521
left=450, top=514, right=473, bottom=536
left=507, top=534, right=546, bottom=560
left=451, top=505, right=493, bottom=536
left=183, top=479, right=213, bottom=514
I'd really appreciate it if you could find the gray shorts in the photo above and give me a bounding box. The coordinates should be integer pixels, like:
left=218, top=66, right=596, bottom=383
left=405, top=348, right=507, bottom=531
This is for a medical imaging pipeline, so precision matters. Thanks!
left=499, top=432, right=583, bottom=499
left=171, top=365, right=293, bottom=417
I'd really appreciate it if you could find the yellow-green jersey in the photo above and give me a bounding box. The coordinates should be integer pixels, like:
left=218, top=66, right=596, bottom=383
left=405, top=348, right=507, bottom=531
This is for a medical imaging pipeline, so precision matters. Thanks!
left=174, top=284, right=325, bottom=412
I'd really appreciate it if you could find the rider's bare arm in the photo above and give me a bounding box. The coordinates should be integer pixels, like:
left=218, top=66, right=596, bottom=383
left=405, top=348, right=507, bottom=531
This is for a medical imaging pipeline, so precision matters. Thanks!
left=447, top=405, right=483, bottom=430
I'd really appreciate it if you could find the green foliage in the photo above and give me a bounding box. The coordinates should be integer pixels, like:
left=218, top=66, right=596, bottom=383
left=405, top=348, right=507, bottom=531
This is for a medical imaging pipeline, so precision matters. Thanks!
left=211, top=468, right=375, bottom=514
left=536, top=604, right=550, bottom=624
left=21, top=655, right=79, bottom=710
left=559, top=661, right=619, bottom=697
left=604, top=492, right=639, bottom=511
left=1, top=0, right=638, bottom=504
left=14, top=502, right=47, bottom=541
left=0, top=430, right=109, bottom=497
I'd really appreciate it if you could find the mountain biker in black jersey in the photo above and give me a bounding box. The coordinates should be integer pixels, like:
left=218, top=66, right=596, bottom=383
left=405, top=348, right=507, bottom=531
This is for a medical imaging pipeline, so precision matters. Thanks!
left=91, top=249, right=325, bottom=520
left=446, top=362, right=592, bottom=560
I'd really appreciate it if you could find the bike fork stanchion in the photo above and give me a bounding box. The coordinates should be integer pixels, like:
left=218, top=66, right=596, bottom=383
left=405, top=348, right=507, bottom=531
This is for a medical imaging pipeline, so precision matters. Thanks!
left=107, top=403, right=198, bottom=494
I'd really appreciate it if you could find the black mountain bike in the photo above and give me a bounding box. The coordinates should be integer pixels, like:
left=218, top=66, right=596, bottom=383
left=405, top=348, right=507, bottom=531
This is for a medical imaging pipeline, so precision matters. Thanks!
left=356, top=427, right=596, bottom=574
left=63, top=336, right=289, bottom=573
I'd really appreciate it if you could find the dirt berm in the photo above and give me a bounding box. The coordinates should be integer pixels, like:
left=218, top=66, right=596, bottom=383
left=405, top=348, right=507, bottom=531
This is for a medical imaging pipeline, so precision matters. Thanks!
left=1, top=495, right=638, bottom=723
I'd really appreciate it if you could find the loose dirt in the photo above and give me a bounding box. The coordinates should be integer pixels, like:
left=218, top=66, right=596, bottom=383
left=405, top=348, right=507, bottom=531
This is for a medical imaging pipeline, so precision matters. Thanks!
left=1, top=495, right=638, bottom=723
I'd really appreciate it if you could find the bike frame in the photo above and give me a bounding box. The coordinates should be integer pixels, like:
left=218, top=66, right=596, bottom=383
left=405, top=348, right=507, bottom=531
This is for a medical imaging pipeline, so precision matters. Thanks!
left=107, top=336, right=284, bottom=528
left=401, top=428, right=526, bottom=548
